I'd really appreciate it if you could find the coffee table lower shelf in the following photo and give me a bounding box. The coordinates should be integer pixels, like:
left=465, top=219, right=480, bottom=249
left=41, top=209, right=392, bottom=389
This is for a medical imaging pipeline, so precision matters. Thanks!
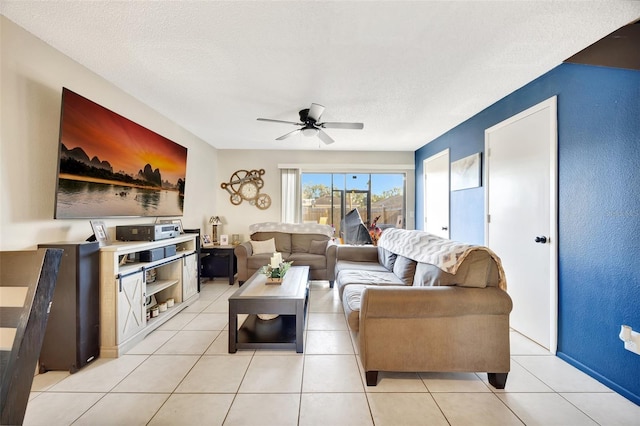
left=235, top=314, right=299, bottom=351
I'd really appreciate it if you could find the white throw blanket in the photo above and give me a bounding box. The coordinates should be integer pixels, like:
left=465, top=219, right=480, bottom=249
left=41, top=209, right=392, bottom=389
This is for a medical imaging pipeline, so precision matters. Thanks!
left=249, top=222, right=335, bottom=238
left=378, top=228, right=507, bottom=290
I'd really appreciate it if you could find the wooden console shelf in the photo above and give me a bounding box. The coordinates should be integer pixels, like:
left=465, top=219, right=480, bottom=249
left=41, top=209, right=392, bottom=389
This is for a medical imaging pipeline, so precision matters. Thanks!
left=99, top=234, right=199, bottom=357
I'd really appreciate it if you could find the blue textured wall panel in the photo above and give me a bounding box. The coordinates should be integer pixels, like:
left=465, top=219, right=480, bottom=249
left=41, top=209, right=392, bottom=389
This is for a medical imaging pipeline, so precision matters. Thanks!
left=414, top=63, right=640, bottom=404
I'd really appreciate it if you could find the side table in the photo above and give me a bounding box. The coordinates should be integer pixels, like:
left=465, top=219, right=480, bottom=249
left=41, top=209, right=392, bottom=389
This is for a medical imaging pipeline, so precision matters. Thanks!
left=201, top=245, right=237, bottom=285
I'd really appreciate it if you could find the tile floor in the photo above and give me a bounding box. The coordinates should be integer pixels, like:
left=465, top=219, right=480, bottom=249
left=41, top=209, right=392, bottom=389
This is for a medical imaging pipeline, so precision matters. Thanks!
left=25, top=280, right=640, bottom=425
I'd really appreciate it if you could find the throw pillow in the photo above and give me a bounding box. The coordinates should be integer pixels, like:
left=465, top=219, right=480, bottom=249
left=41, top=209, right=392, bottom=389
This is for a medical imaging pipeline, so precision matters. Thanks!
left=392, top=255, right=417, bottom=286
left=309, top=240, right=327, bottom=255
left=250, top=238, right=276, bottom=255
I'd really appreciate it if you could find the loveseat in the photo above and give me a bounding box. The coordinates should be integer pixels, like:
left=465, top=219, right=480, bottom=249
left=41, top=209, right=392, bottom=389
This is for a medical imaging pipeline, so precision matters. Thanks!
left=335, top=228, right=512, bottom=388
left=234, top=222, right=337, bottom=285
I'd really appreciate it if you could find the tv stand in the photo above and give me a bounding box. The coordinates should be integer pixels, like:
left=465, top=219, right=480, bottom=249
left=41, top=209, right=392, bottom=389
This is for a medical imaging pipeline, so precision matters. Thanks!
left=98, top=234, right=199, bottom=357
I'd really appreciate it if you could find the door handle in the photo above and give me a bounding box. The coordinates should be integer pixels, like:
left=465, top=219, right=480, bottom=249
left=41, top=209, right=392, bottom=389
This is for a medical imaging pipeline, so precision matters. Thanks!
left=535, top=236, right=548, bottom=244
left=441, top=226, right=448, bottom=231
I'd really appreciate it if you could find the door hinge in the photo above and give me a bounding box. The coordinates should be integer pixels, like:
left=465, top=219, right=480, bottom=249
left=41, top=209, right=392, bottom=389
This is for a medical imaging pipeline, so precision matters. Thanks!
left=487, top=214, right=491, bottom=223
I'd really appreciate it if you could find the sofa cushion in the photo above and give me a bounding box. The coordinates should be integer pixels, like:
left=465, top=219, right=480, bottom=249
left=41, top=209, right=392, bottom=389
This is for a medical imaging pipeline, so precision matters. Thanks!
left=309, top=240, right=328, bottom=255
left=413, top=262, right=457, bottom=287
left=290, top=233, right=329, bottom=253
left=342, top=284, right=367, bottom=332
left=377, top=247, right=397, bottom=271
left=252, top=232, right=291, bottom=253
left=335, top=260, right=389, bottom=276
left=337, top=269, right=405, bottom=298
left=287, top=252, right=326, bottom=270
left=250, top=238, right=276, bottom=254
left=392, top=255, right=417, bottom=286
left=247, top=253, right=277, bottom=270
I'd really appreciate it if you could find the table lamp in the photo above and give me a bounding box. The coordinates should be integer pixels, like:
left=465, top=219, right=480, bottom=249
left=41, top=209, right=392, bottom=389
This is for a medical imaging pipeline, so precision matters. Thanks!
left=209, top=216, right=222, bottom=245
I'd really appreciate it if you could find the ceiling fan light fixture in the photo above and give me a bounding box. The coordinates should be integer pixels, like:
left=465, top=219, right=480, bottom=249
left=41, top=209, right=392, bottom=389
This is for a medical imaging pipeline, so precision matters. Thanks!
left=301, top=127, right=318, bottom=137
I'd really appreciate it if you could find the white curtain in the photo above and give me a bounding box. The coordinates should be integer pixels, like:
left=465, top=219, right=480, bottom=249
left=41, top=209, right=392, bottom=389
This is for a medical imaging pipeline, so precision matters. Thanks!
left=281, top=168, right=301, bottom=223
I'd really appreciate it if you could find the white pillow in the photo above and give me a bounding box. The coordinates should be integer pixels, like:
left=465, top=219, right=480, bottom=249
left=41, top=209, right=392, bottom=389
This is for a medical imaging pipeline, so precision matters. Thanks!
left=250, top=238, right=276, bottom=254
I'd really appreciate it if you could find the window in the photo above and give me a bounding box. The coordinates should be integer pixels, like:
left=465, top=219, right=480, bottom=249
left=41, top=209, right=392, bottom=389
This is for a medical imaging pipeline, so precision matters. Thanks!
left=301, top=172, right=405, bottom=239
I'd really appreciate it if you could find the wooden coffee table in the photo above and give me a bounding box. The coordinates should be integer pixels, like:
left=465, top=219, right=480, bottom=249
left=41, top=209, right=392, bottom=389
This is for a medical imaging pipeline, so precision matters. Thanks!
left=228, top=265, right=309, bottom=353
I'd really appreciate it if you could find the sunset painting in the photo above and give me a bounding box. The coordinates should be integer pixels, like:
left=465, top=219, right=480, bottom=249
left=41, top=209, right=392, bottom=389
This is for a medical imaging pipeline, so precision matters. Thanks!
left=55, top=88, right=188, bottom=218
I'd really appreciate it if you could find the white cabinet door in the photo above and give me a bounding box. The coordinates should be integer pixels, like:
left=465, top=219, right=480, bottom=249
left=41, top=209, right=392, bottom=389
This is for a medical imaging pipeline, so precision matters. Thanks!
left=182, top=253, right=198, bottom=300
left=117, top=271, right=145, bottom=342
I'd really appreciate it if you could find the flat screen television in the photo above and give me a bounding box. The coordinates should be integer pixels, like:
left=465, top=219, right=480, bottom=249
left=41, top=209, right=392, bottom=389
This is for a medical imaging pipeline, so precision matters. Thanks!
left=54, top=88, right=188, bottom=218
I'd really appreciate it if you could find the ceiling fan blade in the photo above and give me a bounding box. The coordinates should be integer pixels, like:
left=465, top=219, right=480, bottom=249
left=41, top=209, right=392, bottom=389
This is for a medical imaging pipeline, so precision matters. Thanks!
left=317, top=129, right=335, bottom=145
left=320, top=122, right=364, bottom=130
left=257, top=118, right=301, bottom=126
left=276, top=129, right=301, bottom=140
left=307, top=103, right=325, bottom=122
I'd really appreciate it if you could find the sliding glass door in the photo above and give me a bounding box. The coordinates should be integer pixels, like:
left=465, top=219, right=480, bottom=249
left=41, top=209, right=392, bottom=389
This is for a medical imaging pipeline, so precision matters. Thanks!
left=301, top=172, right=405, bottom=239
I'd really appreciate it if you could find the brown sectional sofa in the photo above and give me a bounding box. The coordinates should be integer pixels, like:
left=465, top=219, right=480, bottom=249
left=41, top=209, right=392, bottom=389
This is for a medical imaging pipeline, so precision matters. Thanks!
left=234, top=222, right=337, bottom=285
left=335, top=228, right=513, bottom=388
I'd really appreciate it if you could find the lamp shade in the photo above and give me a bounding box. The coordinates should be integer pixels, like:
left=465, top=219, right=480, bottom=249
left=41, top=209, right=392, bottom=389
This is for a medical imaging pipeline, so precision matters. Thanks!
left=209, top=216, right=222, bottom=225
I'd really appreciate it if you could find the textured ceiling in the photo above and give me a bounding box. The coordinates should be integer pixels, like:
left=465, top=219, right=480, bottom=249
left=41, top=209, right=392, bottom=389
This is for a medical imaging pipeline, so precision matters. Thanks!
left=2, top=1, right=639, bottom=151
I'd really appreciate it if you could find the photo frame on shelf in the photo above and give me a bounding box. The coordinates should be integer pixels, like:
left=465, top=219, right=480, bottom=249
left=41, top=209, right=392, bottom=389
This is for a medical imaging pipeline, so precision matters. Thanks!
left=89, top=220, right=110, bottom=247
left=202, top=234, right=212, bottom=245
left=220, top=234, right=229, bottom=245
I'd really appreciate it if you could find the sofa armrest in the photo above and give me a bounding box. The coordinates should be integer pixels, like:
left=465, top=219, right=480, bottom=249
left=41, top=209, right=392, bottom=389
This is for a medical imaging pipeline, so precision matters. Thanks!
left=336, top=245, right=378, bottom=262
left=325, top=240, right=338, bottom=280
left=360, top=286, right=513, bottom=319
left=234, top=242, right=253, bottom=283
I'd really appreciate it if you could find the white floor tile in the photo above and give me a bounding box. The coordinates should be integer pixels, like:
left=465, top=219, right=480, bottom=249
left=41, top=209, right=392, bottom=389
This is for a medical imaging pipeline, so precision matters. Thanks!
left=175, top=355, right=251, bottom=393
left=155, top=330, right=218, bottom=355
left=202, top=298, right=230, bottom=313
left=225, top=393, right=301, bottom=426
left=48, top=355, right=148, bottom=392
left=308, top=290, right=343, bottom=313
left=510, top=330, right=551, bottom=355
left=363, top=370, right=428, bottom=393
left=127, top=330, right=177, bottom=354
left=73, top=393, right=169, bottom=426
left=497, top=392, right=598, bottom=425
left=156, top=312, right=198, bottom=331
left=420, top=371, right=492, bottom=393
left=513, top=356, right=614, bottom=393
left=561, top=392, right=640, bottom=426
left=304, top=330, right=354, bottom=354
left=31, top=371, right=70, bottom=391
left=112, top=355, right=199, bottom=393
left=306, top=312, right=348, bottom=330
left=480, top=360, right=554, bottom=393
left=180, top=299, right=213, bottom=313
left=367, top=392, right=449, bottom=426
left=182, top=313, right=229, bottom=330
left=432, top=392, right=524, bottom=426
left=239, top=355, right=303, bottom=393
left=302, top=355, right=363, bottom=393
left=23, top=392, right=104, bottom=426
left=299, top=393, right=373, bottom=426
left=147, top=393, right=234, bottom=426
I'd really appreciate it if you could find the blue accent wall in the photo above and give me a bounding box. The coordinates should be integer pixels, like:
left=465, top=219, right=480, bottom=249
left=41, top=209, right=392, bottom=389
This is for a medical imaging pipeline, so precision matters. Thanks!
left=414, top=63, right=640, bottom=404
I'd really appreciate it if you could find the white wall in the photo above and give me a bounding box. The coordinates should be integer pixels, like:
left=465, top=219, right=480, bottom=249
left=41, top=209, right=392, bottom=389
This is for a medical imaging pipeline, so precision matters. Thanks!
left=0, top=16, right=218, bottom=250
left=215, top=150, right=415, bottom=241
left=1, top=16, right=415, bottom=250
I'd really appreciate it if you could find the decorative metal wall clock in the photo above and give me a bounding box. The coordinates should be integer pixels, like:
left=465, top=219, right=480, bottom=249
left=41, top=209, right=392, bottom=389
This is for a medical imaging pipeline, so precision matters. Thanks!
left=221, top=169, right=272, bottom=209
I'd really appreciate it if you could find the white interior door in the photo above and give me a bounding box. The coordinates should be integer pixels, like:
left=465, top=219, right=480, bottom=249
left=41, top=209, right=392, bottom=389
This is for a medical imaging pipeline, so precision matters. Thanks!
left=424, top=149, right=450, bottom=238
left=485, top=97, right=557, bottom=352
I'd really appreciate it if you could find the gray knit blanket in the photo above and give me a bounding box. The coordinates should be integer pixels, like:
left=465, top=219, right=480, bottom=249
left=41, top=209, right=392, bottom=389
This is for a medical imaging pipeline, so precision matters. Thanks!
left=378, top=228, right=507, bottom=290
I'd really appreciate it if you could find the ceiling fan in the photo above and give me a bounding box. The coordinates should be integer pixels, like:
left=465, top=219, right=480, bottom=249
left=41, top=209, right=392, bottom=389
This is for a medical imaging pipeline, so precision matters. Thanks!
left=257, top=103, right=364, bottom=145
